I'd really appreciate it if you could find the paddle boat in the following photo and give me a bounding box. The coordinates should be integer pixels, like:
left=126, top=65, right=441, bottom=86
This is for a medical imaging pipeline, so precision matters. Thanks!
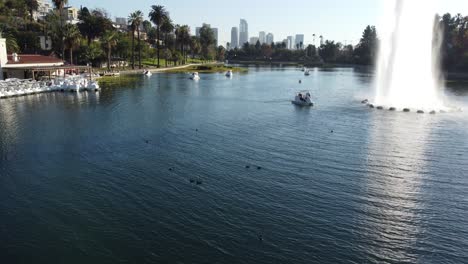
left=143, top=70, right=152, bottom=76
left=190, top=72, right=200, bottom=80
left=292, top=91, right=314, bottom=106
left=225, top=70, right=233, bottom=78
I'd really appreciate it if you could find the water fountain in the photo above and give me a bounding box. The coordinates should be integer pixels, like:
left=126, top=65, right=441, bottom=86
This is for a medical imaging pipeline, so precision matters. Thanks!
left=371, top=0, right=449, bottom=112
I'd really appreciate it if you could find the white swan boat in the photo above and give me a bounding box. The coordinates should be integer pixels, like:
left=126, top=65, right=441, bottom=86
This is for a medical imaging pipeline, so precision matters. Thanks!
left=302, top=67, right=307, bottom=72
left=304, top=70, right=311, bottom=76
left=292, top=91, right=314, bottom=106
left=143, top=70, right=152, bottom=76
left=190, top=72, right=200, bottom=80
left=225, top=70, right=233, bottom=77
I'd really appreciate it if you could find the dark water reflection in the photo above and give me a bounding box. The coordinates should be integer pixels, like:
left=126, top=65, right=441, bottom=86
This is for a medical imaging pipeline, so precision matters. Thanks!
left=0, top=67, right=467, bottom=263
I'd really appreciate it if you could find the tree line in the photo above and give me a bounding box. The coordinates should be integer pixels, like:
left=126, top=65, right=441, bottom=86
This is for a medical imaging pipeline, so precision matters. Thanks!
left=0, top=0, right=224, bottom=70
left=227, top=14, right=468, bottom=71
left=1, top=1, right=467, bottom=71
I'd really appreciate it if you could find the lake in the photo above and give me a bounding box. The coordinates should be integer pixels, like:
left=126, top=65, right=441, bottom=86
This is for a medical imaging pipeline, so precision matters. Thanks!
left=1, top=66, right=467, bottom=263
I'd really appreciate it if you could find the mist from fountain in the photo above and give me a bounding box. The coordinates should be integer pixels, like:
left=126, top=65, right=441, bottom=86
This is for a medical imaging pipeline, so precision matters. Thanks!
left=374, top=0, right=447, bottom=112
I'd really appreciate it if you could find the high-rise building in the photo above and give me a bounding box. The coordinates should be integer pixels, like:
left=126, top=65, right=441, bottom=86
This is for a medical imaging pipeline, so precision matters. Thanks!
left=266, top=33, right=274, bottom=45
left=295, top=34, right=305, bottom=49
left=259, top=31, right=266, bottom=44
left=115, top=17, right=127, bottom=25
left=287, top=36, right=295, bottom=50
left=196, top=24, right=218, bottom=46
left=239, top=19, right=249, bottom=46
left=231, top=27, right=239, bottom=49
left=250, top=37, right=259, bottom=44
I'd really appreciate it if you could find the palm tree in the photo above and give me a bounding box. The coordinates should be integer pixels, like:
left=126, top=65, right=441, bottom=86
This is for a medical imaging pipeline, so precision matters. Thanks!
left=63, top=24, right=80, bottom=64
left=0, top=31, right=19, bottom=53
left=190, top=36, right=201, bottom=59
left=128, top=15, right=136, bottom=69
left=128, top=11, right=143, bottom=69
left=176, top=25, right=190, bottom=64
left=160, top=18, right=174, bottom=67
left=101, top=31, right=118, bottom=71
left=52, top=0, right=68, bottom=59
left=24, top=0, right=39, bottom=21
left=149, top=5, right=168, bottom=68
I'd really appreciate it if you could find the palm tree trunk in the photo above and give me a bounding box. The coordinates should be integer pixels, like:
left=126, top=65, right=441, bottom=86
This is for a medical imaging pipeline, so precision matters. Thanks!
left=137, top=28, right=141, bottom=69
left=156, top=26, right=160, bottom=68
left=60, top=7, right=65, bottom=60
left=107, top=43, right=111, bottom=71
left=131, top=30, right=135, bottom=69
left=69, top=48, right=73, bottom=65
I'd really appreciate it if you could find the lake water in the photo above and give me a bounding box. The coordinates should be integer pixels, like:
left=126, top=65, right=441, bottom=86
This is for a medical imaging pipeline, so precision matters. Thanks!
left=1, top=67, right=467, bottom=263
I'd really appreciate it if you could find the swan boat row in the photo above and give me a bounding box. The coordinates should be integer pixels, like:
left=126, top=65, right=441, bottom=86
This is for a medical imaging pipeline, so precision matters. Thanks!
left=0, top=77, right=100, bottom=98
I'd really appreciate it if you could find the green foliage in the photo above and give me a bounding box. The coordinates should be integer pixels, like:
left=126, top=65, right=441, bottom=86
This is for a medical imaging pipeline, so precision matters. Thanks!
left=199, top=24, right=216, bottom=60
left=438, top=13, right=468, bottom=70
left=353, top=25, right=378, bottom=65
left=319, top=41, right=339, bottom=62
left=0, top=30, right=19, bottom=53
left=78, top=8, right=113, bottom=45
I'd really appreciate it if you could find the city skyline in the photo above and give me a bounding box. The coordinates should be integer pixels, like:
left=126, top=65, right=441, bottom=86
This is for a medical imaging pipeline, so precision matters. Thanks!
left=67, top=0, right=468, bottom=47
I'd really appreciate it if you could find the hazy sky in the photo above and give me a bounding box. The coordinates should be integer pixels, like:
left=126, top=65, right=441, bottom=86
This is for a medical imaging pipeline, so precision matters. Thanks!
left=69, top=0, right=468, bottom=46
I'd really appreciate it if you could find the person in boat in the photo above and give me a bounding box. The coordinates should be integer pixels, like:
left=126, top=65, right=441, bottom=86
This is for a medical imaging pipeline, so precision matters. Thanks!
left=298, top=93, right=303, bottom=102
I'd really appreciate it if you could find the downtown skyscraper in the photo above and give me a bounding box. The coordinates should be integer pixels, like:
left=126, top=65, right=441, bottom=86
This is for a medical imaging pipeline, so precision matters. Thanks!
left=239, top=19, right=249, bottom=46
left=231, top=27, right=239, bottom=49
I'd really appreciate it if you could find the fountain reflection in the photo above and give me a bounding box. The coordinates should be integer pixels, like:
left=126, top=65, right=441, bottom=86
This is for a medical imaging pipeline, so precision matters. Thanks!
left=361, top=113, right=437, bottom=261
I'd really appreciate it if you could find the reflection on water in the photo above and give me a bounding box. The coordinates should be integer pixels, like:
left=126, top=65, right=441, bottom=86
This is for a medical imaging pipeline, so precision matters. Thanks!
left=0, top=67, right=467, bottom=263
left=363, top=113, right=438, bottom=262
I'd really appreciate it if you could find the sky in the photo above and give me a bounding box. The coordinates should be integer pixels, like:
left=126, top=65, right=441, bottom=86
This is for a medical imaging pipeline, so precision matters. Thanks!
left=68, top=0, right=468, bottom=47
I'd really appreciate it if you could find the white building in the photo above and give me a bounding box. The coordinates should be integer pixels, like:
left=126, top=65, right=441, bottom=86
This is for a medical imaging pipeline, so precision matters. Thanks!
left=295, top=34, right=305, bottom=49
left=231, top=27, right=239, bottom=49
left=62, top=6, right=80, bottom=24
left=239, top=19, right=249, bottom=46
left=34, top=0, right=53, bottom=21
left=266, top=33, right=274, bottom=45
left=38, top=36, right=53, bottom=51
left=287, top=36, right=295, bottom=50
left=0, top=37, right=64, bottom=80
left=259, top=31, right=266, bottom=44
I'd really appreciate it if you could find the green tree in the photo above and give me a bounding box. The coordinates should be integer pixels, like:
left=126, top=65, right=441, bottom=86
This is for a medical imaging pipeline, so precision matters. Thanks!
left=319, top=40, right=339, bottom=62
left=199, top=24, right=215, bottom=60
left=175, top=25, right=190, bottom=64
left=216, top=45, right=226, bottom=61
left=142, top=20, right=152, bottom=33
left=62, top=23, right=80, bottom=64
left=52, top=0, right=68, bottom=59
left=82, top=41, right=103, bottom=66
left=160, top=18, right=174, bottom=67
left=353, top=25, right=378, bottom=65
left=128, top=11, right=143, bottom=69
left=78, top=8, right=113, bottom=46
left=101, top=30, right=118, bottom=71
left=0, top=31, right=20, bottom=53
left=190, top=36, right=201, bottom=59
left=24, top=0, right=39, bottom=21
left=149, top=5, right=168, bottom=68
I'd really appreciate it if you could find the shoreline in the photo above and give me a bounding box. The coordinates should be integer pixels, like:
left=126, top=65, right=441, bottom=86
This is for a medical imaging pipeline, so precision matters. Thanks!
left=97, top=63, right=207, bottom=76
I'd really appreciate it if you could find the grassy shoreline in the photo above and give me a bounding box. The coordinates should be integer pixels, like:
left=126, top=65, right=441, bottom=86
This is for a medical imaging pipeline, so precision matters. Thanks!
left=164, top=64, right=248, bottom=73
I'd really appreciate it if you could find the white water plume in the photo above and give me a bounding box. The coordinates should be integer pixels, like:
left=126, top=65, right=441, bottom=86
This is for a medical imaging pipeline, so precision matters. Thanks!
left=374, top=0, right=447, bottom=111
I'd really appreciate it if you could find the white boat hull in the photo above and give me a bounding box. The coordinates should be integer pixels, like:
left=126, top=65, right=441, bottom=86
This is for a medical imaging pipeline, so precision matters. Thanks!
left=291, top=100, right=313, bottom=107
